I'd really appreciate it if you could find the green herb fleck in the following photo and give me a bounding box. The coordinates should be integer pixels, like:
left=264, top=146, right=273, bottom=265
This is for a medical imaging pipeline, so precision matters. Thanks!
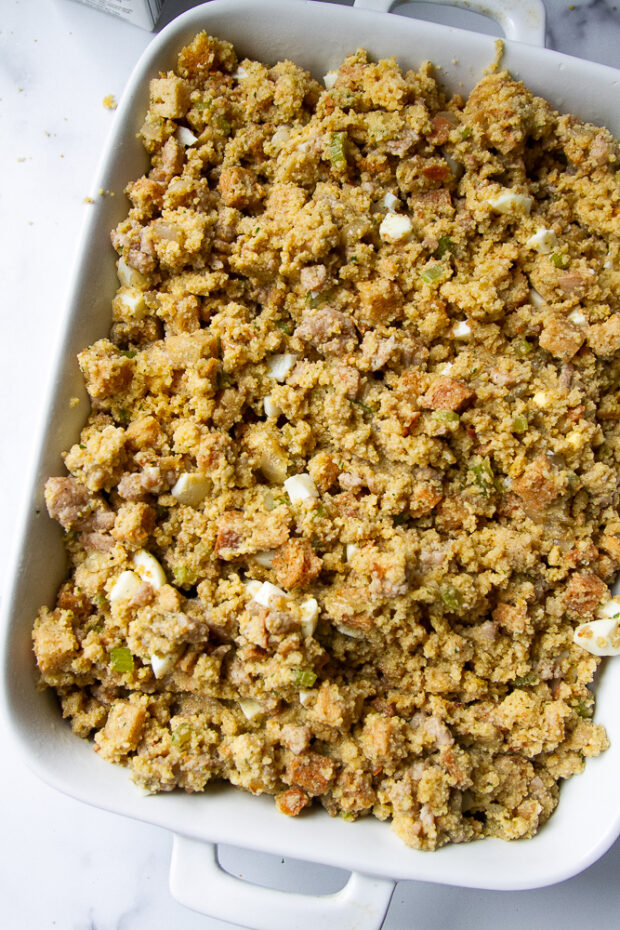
left=120, top=349, right=137, bottom=359
left=109, top=646, right=134, bottom=674
left=513, top=672, right=538, bottom=688
left=349, top=398, right=375, bottom=416
left=292, top=668, right=317, bottom=689
left=275, top=320, right=293, bottom=335
left=93, top=592, right=107, bottom=609
left=460, top=126, right=473, bottom=140
left=440, top=584, right=463, bottom=612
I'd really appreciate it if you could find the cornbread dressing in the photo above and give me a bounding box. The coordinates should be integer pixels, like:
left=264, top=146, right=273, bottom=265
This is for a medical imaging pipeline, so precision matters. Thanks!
left=33, top=33, right=620, bottom=850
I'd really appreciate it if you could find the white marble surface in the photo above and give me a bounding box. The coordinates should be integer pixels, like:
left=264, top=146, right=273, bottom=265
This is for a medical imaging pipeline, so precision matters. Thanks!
left=1, top=1, right=619, bottom=927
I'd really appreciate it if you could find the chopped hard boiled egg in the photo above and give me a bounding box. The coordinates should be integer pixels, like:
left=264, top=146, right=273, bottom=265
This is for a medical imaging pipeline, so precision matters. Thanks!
left=526, top=228, right=558, bottom=253
left=109, top=570, right=143, bottom=605
left=150, top=653, right=175, bottom=679
left=573, top=597, right=620, bottom=656
left=452, top=320, right=471, bottom=339
left=253, top=581, right=288, bottom=608
left=266, top=353, right=297, bottom=382
left=573, top=617, right=620, bottom=657
left=171, top=473, right=211, bottom=507
left=132, top=550, right=166, bottom=589
left=114, top=287, right=146, bottom=319
left=323, top=71, right=338, bottom=89
left=284, top=473, right=319, bottom=503
left=245, top=579, right=263, bottom=599
left=254, top=549, right=276, bottom=568
left=263, top=395, right=282, bottom=418
left=379, top=213, right=412, bottom=243
left=300, top=597, right=319, bottom=637
left=117, top=257, right=147, bottom=288
left=383, top=192, right=400, bottom=211
left=239, top=698, right=264, bottom=720
left=529, top=287, right=546, bottom=309
left=568, top=310, right=587, bottom=325
left=488, top=190, right=532, bottom=215
left=176, top=126, right=198, bottom=146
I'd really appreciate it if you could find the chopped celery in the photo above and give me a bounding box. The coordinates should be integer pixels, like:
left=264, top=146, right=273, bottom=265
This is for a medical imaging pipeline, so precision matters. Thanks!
left=173, top=565, right=198, bottom=587
left=513, top=336, right=533, bottom=357
left=109, top=646, right=134, bottom=674
left=171, top=722, right=193, bottom=749
left=292, top=668, right=317, bottom=688
left=435, top=236, right=453, bottom=259
left=433, top=410, right=460, bottom=425
left=328, top=131, right=348, bottom=167
left=470, top=457, right=495, bottom=496
left=420, top=264, right=445, bottom=284
left=440, top=584, right=463, bottom=611
left=574, top=699, right=594, bottom=719
left=550, top=252, right=570, bottom=269
left=511, top=414, right=529, bottom=434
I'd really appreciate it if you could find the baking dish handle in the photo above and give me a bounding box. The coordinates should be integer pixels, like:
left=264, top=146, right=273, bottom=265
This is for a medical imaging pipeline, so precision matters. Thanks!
left=353, top=0, right=547, bottom=47
left=170, top=835, right=395, bottom=930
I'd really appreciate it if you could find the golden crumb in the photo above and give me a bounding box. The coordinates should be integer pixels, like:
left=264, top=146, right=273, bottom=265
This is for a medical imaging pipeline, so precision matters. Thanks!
left=69, top=397, right=81, bottom=407
left=103, top=94, right=117, bottom=110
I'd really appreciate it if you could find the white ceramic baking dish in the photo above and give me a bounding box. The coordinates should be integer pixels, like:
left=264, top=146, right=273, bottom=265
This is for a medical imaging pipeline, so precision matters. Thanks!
left=2, top=1, right=620, bottom=927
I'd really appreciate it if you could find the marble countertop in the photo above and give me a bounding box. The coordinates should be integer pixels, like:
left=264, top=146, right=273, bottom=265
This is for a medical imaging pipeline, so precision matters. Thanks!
left=1, top=1, right=619, bottom=927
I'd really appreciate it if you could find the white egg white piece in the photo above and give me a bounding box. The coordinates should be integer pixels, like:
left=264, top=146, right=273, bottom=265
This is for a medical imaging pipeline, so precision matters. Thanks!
left=239, top=698, right=264, bottom=720
left=488, top=190, right=532, bottom=215
left=263, top=395, right=282, bottom=418
left=245, top=579, right=263, bottom=599
left=109, top=570, right=143, bottom=606
left=253, top=581, right=289, bottom=608
left=379, top=212, right=412, bottom=243
left=526, top=228, right=557, bottom=253
left=573, top=617, right=620, bottom=657
left=452, top=320, right=471, bottom=339
left=175, top=126, right=198, bottom=147
left=254, top=549, right=277, bottom=568
left=150, top=653, right=175, bottom=679
left=132, top=550, right=166, bottom=589
left=171, top=473, right=211, bottom=507
left=266, top=353, right=297, bottom=382
left=382, top=191, right=400, bottom=211
left=114, top=287, right=146, bottom=319
left=300, top=597, right=319, bottom=637
left=117, top=257, right=147, bottom=288
left=284, top=473, right=319, bottom=504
